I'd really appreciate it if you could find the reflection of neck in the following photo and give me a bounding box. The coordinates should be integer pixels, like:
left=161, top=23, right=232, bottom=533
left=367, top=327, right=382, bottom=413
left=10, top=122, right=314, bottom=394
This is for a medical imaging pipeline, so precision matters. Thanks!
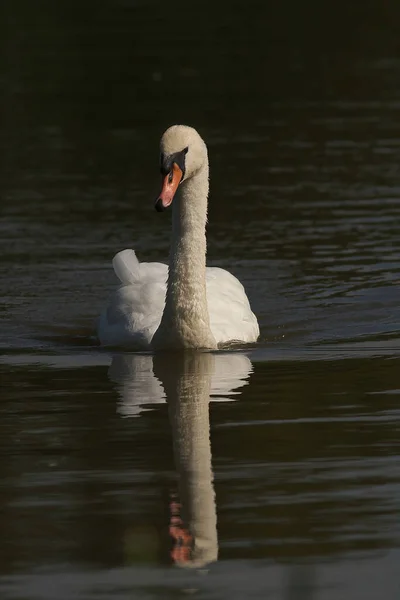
left=158, top=352, right=218, bottom=567
left=153, top=164, right=216, bottom=350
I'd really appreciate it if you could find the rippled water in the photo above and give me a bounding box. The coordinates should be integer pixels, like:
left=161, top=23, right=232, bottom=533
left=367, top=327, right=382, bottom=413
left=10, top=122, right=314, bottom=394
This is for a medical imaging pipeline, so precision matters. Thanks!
left=1, top=2, right=400, bottom=598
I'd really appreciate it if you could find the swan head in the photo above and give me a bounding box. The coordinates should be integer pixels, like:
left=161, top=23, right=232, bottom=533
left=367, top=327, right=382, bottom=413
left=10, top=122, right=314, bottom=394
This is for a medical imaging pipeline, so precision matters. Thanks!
left=155, top=125, right=207, bottom=212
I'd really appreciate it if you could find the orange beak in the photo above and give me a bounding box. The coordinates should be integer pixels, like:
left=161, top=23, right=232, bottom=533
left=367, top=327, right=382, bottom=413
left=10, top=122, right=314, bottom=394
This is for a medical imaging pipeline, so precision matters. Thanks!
left=155, top=163, right=183, bottom=212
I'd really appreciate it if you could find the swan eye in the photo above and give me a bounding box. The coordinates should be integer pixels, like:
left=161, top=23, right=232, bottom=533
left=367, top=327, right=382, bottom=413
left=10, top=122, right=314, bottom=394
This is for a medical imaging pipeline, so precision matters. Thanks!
left=184, top=146, right=188, bottom=155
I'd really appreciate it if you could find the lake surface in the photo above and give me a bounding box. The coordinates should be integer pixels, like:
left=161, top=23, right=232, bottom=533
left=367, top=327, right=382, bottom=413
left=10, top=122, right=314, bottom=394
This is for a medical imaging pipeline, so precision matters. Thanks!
left=1, top=2, right=400, bottom=598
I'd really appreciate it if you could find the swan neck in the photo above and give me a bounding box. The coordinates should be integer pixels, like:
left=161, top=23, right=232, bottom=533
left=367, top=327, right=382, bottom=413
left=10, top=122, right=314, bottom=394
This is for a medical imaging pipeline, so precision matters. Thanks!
left=154, top=161, right=216, bottom=349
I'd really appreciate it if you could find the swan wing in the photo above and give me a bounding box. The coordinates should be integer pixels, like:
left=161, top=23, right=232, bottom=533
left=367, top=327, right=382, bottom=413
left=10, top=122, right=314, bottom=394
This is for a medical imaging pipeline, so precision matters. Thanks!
left=97, top=250, right=167, bottom=348
left=206, top=267, right=259, bottom=344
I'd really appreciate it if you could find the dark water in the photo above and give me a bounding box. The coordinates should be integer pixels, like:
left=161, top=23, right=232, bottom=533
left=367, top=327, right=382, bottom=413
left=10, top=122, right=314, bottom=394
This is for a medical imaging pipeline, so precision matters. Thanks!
left=1, top=1, right=400, bottom=598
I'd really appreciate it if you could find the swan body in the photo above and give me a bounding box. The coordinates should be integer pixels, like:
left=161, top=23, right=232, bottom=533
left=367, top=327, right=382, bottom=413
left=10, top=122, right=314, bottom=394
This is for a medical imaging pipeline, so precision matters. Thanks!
left=97, top=125, right=259, bottom=350
left=98, top=249, right=259, bottom=348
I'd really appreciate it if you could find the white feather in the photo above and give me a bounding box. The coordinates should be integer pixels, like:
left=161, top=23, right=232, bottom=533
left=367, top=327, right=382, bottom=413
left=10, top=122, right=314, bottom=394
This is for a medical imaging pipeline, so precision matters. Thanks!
left=112, top=249, right=140, bottom=284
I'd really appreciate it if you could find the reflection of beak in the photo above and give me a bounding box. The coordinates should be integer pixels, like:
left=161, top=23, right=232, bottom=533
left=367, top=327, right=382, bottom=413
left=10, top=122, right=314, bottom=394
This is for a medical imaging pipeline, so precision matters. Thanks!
left=169, top=493, right=193, bottom=566
left=155, top=163, right=183, bottom=212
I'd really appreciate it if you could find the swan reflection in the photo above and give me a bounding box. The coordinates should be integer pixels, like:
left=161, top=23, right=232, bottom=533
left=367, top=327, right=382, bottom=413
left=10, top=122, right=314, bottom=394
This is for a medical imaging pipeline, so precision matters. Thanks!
left=109, top=352, right=252, bottom=417
left=109, top=351, right=253, bottom=567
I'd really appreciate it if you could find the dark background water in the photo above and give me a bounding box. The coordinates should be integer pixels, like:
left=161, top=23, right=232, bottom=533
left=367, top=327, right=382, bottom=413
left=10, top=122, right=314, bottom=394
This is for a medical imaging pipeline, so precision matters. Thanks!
left=1, top=1, right=400, bottom=598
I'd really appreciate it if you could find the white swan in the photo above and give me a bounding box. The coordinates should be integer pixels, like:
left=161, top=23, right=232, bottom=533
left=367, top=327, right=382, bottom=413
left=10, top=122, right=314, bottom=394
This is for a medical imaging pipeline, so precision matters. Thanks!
left=97, top=125, right=259, bottom=349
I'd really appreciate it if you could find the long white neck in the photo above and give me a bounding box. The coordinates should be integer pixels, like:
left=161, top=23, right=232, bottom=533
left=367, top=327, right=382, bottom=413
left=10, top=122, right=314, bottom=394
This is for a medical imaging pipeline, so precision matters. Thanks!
left=153, top=161, right=217, bottom=349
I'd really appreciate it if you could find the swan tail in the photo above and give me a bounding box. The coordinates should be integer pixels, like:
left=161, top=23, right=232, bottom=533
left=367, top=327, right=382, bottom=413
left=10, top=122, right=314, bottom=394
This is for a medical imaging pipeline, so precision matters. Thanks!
left=112, top=249, right=141, bottom=284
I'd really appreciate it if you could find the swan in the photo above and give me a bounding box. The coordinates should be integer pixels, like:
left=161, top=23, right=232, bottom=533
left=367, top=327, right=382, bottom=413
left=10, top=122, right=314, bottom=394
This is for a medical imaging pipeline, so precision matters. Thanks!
left=97, top=125, right=259, bottom=349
